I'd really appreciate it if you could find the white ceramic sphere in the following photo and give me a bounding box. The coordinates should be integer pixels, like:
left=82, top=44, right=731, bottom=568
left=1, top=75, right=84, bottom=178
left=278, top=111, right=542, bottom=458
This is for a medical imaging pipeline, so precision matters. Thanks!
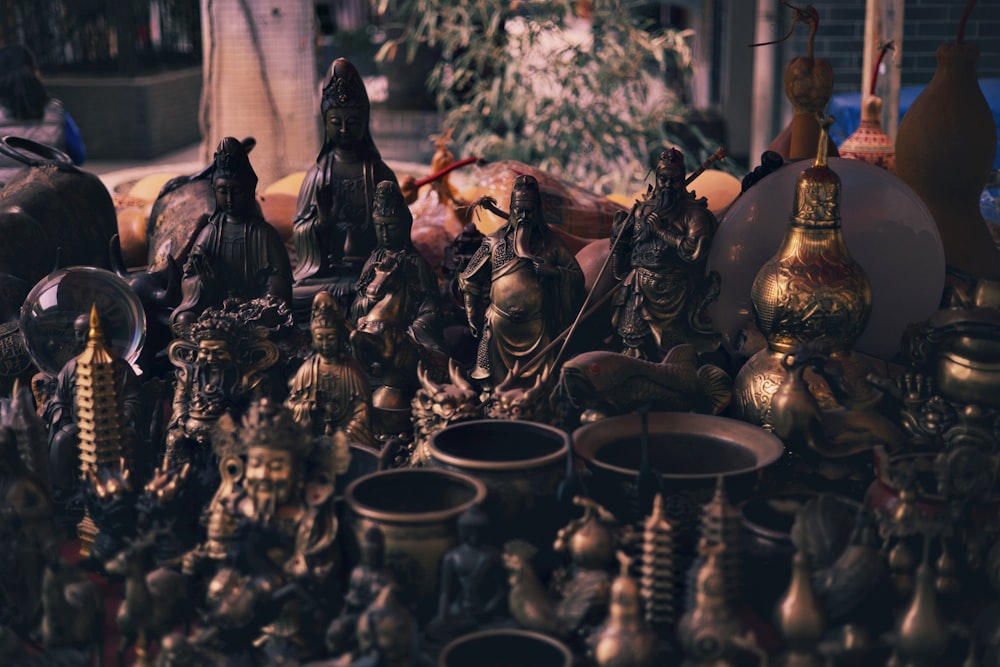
left=707, top=157, right=945, bottom=361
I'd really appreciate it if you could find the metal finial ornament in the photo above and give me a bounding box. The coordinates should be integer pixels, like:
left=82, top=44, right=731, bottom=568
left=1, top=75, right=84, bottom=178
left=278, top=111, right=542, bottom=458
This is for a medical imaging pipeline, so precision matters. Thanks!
left=776, top=551, right=826, bottom=667
left=892, top=539, right=950, bottom=667
left=591, top=551, right=657, bottom=667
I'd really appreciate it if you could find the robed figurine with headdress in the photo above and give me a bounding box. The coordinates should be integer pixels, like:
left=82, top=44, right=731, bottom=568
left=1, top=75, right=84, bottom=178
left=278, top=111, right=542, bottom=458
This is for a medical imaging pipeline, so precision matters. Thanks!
left=291, top=58, right=398, bottom=308
left=285, top=291, right=376, bottom=447
left=171, top=137, right=293, bottom=327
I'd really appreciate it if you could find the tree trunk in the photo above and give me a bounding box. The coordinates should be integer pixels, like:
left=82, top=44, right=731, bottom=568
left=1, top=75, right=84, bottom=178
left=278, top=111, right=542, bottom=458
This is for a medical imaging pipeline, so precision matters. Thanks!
left=199, top=0, right=319, bottom=190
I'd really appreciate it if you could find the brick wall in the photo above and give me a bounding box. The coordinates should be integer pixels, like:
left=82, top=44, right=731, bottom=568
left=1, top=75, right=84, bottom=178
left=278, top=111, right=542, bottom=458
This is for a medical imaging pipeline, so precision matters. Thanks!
left=784, top=0, right=1000, bottom=95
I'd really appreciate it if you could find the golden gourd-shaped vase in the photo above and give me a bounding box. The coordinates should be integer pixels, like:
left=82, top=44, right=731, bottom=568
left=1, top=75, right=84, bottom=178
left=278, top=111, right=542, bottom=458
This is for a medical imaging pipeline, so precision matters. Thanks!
left=840, top=96, right=895, bottom=173
left=896, top=42, right=1000, bottom=279
left=733, top=128, right=873, bottom=429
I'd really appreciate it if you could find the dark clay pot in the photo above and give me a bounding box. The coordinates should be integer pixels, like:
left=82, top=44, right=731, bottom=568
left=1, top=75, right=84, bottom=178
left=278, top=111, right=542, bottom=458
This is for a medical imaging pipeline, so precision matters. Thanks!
left=428, top=419, right=567, bottom=546
left=344, top=468, right=486, bottom=620
left=573, top=412, right=785, bottom=528
left=439, top=629, right=573, bottom=667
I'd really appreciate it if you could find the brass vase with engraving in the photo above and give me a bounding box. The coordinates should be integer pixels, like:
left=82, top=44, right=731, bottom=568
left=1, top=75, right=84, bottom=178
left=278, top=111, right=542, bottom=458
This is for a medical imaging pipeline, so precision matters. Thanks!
left=733, top=122, right=873, bottom=430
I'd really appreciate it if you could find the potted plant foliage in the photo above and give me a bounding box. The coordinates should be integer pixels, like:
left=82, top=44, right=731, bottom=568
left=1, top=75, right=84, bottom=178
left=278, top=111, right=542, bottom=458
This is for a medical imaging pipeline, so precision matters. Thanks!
left=373, top=0, right=738, bottom=195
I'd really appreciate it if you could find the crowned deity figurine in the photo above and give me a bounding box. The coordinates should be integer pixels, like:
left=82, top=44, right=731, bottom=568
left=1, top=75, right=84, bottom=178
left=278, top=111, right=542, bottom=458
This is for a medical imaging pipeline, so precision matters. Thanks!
left=182, top=398, right=344, bottom=661
left=285, top=291, right=375, bottom=446
left=459, top=175, right=585, bottom=388
left=171, top=137, right=293, bottom=327
left=610, top=147, right=721, bottom=360
left=166, top=305, right=279, bottom=462
left=291, top=58, right=398, bottom=317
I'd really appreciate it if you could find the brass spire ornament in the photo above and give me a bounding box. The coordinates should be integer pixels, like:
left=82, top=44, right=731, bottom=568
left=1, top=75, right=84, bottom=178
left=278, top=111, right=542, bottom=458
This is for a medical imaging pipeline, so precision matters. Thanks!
left=775, top=550, right=826, bottom=667
left=641, top=493, right=676, bottom=634
left=732, top=117, right=874, bottom=431
left=75, top=304, right=134, bottom=554
left=591, top=551, right=657, bottom=667
left=891, top=540, right=951, bottom=667
left=76, top=304, right=133, bottom=477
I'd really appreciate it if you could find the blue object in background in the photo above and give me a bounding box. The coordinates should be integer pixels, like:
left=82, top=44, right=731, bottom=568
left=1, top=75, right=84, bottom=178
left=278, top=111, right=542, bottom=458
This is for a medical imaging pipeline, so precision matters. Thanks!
left=829, top=78, right=1000, bottom=170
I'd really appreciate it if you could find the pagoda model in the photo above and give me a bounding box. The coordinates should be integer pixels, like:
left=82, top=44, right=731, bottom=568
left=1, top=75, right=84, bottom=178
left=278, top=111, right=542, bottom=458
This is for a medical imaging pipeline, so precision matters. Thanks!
left=75, top=304, right=134, bottom=552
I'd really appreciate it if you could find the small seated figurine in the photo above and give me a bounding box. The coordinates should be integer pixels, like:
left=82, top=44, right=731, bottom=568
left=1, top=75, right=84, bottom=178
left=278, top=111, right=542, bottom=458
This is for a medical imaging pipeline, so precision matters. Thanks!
left=326, top=526, right=396, bottom=655
left=286, top=291, right=376, bottom=446
left=610, top=147, right=721, bottom=359
left=459, top=175, right=585, bottom=388
left=171, top=137, right=293, bottom=327
left=352, top=586, right=435, bottom=667
left=426, top=503, right=505, bottom=640
left=292, top=58, right=398, bottom=315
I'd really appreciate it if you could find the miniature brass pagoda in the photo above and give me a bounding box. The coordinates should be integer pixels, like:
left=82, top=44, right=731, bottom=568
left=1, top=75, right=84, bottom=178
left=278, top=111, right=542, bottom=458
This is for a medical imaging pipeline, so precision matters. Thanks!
left=75, top=304, right=134, bottom=554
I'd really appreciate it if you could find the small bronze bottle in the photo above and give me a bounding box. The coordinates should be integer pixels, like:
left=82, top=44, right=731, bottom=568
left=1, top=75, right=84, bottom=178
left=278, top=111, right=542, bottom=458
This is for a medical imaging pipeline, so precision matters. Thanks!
left=733, top=120, right=873, bottom=429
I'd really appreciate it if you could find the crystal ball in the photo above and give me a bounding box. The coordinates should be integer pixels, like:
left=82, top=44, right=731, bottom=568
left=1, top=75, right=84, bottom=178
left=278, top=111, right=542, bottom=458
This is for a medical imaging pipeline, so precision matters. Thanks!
left=707, top=157, right=945, bottom=361
left=20, top=267, right=146, bottom=376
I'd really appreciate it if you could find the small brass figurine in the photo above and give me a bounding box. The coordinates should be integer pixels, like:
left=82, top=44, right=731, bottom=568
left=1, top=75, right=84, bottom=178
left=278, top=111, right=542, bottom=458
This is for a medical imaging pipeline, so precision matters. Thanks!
left=166, top=303, right=279, bottom=461
left=235, top=399, right=341, bottom=581
left=352, top=585, right=435, bottom=667
left=351, top=180, right=444, bottom=350
left=640, top=493, right=676, bottom=635
left=82, top=462, right=138, bottom=563
left=460, top=175, right=585, bottom=388
left=676, top=542, right=764, bottom=667
left=105, top=529, right=193, bottom=667
left=286, top=291, right=376, bottom=446
left=889, top=542, right=951, bottom=667
left=610, top=147, right=721, bottom=359
left=39, top=558, right=105, bottom=660
left=427, top=503, right=506, bottom=640
left=172, top=137, right=293, bottom=326
left=770, top=343, right=905, bottom=458
left=326, top=526, right=397, bottom=655
left=292, top=58, right=398, bottom=313
left=350, top=180, right=446, bottom=414
left=184, top=399, right=343, bottom=660
left=485, top=363, right=553, bottom=422
left=410, top=360, right=482, bottom=466
left=500, top=497, right=621, bottom=639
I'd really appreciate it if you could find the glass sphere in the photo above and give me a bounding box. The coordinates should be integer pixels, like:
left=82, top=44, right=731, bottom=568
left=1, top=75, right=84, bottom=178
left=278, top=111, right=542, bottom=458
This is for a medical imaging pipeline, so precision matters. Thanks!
left=20, top=267, right=146, bottom=376
left=707, top=157, right=945, bottom=361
